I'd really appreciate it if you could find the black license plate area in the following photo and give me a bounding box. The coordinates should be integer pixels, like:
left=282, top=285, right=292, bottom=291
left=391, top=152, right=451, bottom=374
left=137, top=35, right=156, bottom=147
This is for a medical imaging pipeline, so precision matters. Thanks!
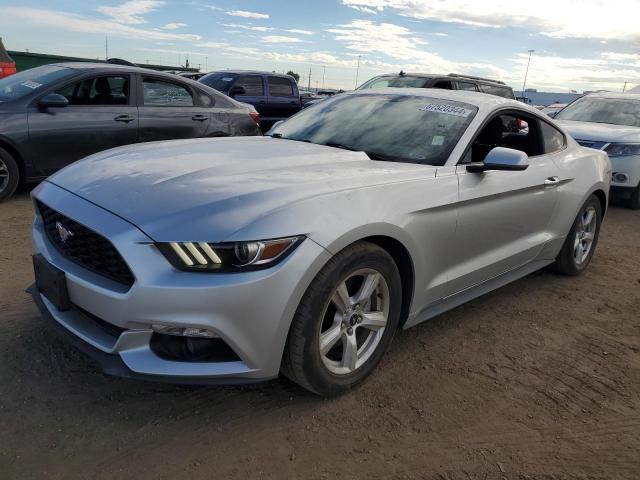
left=33, top=254, right=71, bottom=311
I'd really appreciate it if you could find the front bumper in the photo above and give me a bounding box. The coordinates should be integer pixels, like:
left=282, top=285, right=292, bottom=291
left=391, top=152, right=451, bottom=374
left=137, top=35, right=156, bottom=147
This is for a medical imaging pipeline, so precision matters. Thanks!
left=609, top=155, right=640, bottom=190
left=30, top=181, right=331, bottom=384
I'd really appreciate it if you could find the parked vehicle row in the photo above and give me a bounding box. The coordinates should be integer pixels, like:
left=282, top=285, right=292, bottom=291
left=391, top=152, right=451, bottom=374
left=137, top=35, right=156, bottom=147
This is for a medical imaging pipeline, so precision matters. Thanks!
left=0, top=63, right=261, bottom=201
left=30, top=88, right=611, bottom=395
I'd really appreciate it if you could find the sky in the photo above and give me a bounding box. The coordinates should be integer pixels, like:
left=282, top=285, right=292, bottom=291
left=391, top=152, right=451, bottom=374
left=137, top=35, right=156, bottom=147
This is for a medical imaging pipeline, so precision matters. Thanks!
left=1, top=0, right=640, bottom=93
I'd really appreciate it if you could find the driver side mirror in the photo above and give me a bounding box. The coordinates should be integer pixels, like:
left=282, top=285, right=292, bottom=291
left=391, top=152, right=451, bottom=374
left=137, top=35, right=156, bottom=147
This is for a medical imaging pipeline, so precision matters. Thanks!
left=229, top=85, right=246, bottom=98
left=38, top=93, right=69, bottom=110
left=467, top=147, right=529, bottom=172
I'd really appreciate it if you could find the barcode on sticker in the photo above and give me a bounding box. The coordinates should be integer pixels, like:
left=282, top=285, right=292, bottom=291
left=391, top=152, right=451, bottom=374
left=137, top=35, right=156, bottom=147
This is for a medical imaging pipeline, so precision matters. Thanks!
left=418, top=103, right=473, bottom=117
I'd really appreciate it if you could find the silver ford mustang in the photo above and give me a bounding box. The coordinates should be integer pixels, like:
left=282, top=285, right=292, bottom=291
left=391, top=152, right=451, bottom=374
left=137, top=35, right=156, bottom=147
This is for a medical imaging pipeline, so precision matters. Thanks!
left=30, top=89, right=611, bottom=395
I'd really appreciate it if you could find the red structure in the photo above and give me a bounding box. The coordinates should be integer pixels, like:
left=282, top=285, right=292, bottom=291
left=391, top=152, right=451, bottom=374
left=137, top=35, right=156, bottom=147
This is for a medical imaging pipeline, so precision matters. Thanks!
left=0, top=38, right=16, bottom=79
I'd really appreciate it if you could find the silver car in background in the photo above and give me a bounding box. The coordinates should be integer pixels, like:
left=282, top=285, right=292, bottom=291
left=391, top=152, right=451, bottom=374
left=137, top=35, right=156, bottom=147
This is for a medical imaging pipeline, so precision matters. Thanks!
left=556, top=92, right=640, bottom=209
left=30, top=89, right=611, bottom=395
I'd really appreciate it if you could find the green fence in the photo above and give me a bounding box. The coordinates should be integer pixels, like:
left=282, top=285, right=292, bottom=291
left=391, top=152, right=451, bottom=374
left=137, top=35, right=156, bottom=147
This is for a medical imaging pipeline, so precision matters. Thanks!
left=8, top=51, right=198, bottom=73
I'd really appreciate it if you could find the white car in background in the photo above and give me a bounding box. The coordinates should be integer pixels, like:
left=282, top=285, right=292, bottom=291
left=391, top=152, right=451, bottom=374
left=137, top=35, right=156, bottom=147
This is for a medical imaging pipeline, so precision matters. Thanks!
left=556, top=92, right=640, bottom=209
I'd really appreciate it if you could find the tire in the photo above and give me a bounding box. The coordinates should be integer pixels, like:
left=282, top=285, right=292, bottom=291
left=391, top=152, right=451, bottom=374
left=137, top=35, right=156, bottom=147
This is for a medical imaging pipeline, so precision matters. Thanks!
left=0, top=147, right=20, bottom=202
left=282, top=241, right=402, bottom=396
left=628, top=183, right=640, bottom=210
left=553, top=194, right=602, bottom=276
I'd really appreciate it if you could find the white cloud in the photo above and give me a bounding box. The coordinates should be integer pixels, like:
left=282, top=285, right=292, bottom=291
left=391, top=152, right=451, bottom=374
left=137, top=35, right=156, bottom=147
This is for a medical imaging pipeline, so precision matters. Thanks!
left=226, top=10, right=269, bottom=19
left=162, top=22, right=187, bottom=30
left=286, top=29, right=314, bottom=35
left=341, top=0, right=640, bottom=40
left=6, top=6, right=201, bottom=42
left=262, top=36, right=306, bottom=44
left=221, top=23, right=274, bottom=32
left=97, top=0, right=162, bottom=25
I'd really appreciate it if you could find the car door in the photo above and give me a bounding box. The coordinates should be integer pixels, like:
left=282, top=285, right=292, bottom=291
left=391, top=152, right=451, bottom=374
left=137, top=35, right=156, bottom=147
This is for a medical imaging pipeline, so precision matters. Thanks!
left=448, top=109, right=561, bottom=294
left=265, top=76, right=300, bottom=121
left=27, top=73, right=138, bottom=176
left=231, top=75, right=267, bottom=116
left=137, top=75, right=210, bottom=142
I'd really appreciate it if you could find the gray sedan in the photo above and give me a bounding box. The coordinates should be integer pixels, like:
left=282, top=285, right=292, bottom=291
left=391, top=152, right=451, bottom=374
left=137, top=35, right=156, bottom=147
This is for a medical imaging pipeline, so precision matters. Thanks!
left=0, top=63, right=261, bottom=201
left=30, top=89, right=611, bottom=395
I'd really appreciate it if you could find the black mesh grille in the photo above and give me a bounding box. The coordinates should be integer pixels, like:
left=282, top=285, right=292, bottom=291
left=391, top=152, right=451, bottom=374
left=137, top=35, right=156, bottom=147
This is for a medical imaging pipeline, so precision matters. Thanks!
left=37, top=201, right=135, bottom=288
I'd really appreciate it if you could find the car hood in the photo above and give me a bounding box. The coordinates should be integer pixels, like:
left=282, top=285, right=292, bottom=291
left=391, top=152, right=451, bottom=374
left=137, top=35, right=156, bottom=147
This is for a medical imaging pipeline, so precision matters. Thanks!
left=557, top=120, right=640, bottom=143
left=48, top=136, right=434, bottom=242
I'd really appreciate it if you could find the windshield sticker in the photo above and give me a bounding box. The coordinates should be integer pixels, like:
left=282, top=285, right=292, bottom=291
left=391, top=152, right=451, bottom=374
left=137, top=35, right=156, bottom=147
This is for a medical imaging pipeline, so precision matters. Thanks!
left=419, top=103, right=473, bottom=117
left=431, top=135, right=445, bottom=146
left=21, top=81, right=43, bottom=89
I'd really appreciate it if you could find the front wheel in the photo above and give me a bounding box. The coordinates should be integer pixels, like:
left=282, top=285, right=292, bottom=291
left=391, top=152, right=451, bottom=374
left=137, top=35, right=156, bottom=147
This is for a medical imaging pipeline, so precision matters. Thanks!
left=0, top=147, right=20, bottom=202
left=553, top=194, right=602, bottom=276
left=282, top=242, right=402, bottom=396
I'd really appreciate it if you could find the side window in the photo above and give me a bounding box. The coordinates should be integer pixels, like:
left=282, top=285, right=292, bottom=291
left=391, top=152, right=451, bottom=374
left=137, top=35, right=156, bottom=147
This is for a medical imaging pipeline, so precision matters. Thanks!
left=143, top=78, right=194, bottom=106
left=268, top=76, right=294, bottom=97
left=469, top=112, right=542, bottom=163
left=540, top=121, right=566, bottom=154
left=457, top=81, right=478, bottom=92
left=480, top=84, right=513, bottom=98
left=235, top=75, right=264, bottom=96
left=55, top=75, right=130, bottom=106
left=432, top=80, right=453, bottom=90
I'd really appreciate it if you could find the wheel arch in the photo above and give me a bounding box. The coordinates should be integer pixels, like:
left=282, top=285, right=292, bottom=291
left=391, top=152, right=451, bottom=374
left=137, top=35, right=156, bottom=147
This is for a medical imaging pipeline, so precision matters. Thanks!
left=591, top=188, right=607, bottom=218
left=360, top=235, right=415, bottom=328
left=316, top=224, right=418, bottom=329
left=0, top=136, right=26, bottom=185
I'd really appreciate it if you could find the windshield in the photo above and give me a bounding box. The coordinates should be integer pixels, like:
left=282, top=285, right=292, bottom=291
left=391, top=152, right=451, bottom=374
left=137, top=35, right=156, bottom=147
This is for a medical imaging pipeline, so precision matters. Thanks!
left=358, top=76, right=430, bottom=90
left=0, top=65, right=72, bottom=102
left=555, top=97, right=640, bottom=127
left=271, top=94, right=477, bottom=166
left=200, top=73, right=238, bottom=92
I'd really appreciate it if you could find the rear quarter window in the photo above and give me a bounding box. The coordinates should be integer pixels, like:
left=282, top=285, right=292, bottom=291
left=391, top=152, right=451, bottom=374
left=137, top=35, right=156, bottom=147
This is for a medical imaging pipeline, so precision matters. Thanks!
left=268, top=77, right=295, bottom=97
left=540, top=121, right=566, bottom=153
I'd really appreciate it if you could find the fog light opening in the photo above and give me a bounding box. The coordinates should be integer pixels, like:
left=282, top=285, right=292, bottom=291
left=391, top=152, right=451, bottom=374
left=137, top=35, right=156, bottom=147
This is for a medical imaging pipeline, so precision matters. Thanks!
left=152, top=325, right=219, bottom=338
left=613, top=173, right=630, bottom=183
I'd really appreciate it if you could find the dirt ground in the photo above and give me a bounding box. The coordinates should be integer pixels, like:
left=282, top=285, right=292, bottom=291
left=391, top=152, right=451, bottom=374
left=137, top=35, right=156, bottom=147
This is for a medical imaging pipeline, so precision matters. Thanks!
left=0, top=186, right=638, bottom=480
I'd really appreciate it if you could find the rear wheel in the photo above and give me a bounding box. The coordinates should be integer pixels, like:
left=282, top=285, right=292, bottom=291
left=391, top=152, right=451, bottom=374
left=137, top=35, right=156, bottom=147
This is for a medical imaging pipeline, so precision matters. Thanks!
left=0, top=147, right=19, bottom=202
left=553, top=194, right=602, bottom=276
left=282, top=242, right=402, bottom=396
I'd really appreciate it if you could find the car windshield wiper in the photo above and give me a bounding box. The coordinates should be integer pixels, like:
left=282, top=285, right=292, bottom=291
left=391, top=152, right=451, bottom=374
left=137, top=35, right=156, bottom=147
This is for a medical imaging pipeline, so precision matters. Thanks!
left=271, top=134, right=311, bottom=143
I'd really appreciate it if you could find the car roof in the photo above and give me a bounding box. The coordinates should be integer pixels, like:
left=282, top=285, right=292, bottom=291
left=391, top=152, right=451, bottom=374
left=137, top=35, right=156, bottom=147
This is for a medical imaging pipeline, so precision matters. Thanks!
left=345, top=87, right=530, bottom=110
left=369, top=72, right=509, bottom=87
left=49, top=62, right=187, bottom=77
left=585, top=91, right=640, bottom=100
left=204, top=70, right=294, bottom=78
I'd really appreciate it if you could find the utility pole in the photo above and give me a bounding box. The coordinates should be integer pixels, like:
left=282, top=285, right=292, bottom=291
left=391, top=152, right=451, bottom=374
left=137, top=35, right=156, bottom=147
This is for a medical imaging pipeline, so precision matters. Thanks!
left=307, top=67, right=311, bottom=91
left=105, top=36, right=109, bottom=60
left=521, top=49, right=534, bottom=98
left=623, top=82, right=627, bottom=92
left=354, top=55, right=362, bottom=89
left=322, top=66, right=326, bottom=90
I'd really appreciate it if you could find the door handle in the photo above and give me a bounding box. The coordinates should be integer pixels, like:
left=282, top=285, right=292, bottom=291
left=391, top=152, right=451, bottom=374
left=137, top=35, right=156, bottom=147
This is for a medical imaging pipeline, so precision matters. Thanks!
left=544, top=176, right=560, bottom=186
left=192, top=114, right=208, bottom=122
left=114, top=114, right=135, bottom=123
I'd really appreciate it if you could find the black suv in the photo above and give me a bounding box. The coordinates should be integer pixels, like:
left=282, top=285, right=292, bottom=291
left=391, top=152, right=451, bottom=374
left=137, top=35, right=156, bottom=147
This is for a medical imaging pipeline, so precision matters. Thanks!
left=199, top=71, right=302, bottom=129
left=357, top=72, right=515, bottom=99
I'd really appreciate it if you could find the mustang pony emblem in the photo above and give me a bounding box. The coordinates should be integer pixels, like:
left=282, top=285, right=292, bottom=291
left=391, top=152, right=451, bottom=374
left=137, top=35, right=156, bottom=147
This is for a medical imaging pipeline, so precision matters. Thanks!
left=55, top=221, right=74, bottom=244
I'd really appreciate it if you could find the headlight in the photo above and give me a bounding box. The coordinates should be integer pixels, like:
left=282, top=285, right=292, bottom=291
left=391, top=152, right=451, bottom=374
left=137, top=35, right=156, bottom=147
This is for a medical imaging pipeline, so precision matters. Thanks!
left=156, top=236, right=304, bottom=272
left=605, top=143, right=640, bottom=157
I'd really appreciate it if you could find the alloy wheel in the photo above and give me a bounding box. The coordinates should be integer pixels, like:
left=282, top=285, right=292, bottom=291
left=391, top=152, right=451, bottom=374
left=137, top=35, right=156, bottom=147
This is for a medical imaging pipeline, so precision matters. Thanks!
left=573, top=206, right=597, bottom=265
left=318, top=268, right=390, bottom=375
left=0, top=158, right=8, bottom=193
